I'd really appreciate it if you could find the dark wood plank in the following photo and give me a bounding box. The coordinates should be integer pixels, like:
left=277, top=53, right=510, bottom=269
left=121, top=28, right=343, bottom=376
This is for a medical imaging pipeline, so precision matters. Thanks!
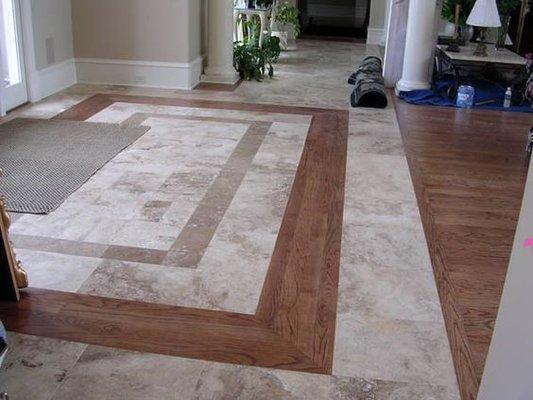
left=194, top=80, right=243, bottom=92
left=53, top=94, right=114, bottom=121
left=0, top=219, right=18, bottom=301
left=393, top=97, right=530, bottom=400
left=0, top=288, right=321, bottom=372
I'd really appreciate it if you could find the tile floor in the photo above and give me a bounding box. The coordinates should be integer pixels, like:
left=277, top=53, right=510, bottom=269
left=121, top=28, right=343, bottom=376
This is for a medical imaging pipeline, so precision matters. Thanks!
left=0, top=40, right=460, bottom=399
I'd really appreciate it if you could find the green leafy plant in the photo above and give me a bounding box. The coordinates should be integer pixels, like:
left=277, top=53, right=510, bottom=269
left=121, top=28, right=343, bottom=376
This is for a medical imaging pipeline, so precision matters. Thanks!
left=441, top=0, right=475, bottom=25
left=233, top=16, right=281, bottom=81
left=497, top=0, right=520, bottom=15
left=275, top=2, right=301, bottom=36
left=255, top=0, right=274, bottom=8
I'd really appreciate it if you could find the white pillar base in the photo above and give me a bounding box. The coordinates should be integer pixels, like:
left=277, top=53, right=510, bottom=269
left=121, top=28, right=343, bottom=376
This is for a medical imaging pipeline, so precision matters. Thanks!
left=395, top=78, right=431, bottom=94
left=203, top=0, right=239, bottom=86
left=395, top=0, right=438, bottom=96
left=200, top=70, right=240, bottom=84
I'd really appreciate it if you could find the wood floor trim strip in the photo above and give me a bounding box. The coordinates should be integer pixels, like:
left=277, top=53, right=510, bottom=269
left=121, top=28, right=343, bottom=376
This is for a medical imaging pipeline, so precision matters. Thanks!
left=1, top=94, right=349, bottom=375
left=392, top=95, right=529, bottom=400
left=193, top=80, right=243, bottom=92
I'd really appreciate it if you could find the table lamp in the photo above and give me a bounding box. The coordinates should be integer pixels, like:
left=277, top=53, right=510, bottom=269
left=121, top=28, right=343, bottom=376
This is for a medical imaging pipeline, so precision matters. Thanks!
left=466, top=0, right=501, bottom=57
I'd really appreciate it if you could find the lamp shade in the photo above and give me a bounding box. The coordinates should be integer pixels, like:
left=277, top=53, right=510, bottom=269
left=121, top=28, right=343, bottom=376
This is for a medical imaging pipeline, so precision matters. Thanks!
left=466, top=0, right=502, bottom=27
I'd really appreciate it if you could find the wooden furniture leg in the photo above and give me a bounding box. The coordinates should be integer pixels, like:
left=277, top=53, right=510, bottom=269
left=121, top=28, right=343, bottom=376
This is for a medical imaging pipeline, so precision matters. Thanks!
left=259, top=12, right=266, bottom=47
left=0, top=169, right=28, bottom=301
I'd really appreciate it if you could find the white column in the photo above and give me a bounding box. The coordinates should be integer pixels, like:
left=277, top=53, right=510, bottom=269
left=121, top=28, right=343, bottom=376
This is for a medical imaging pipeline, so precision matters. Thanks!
left=477, top=163, right=533, bottom=399
left=0, top=6, right=6, bottom=117
left=395, top=0, right=438, bottom=92
left=202, top=0, right=239, bottom=84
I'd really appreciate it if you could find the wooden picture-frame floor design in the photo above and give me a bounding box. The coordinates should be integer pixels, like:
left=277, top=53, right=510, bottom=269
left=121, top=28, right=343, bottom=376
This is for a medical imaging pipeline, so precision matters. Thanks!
left=0, top=94, right=349, bottom=374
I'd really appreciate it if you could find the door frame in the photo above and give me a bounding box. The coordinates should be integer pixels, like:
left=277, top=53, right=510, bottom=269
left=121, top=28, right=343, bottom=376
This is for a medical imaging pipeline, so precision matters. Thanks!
left=0, top=201, right=20, bottom=301
left=19, top=0, right=37, bottom=102
left=0, top=0, right=28, bottom=114
left=0, top=169, right=28, bottom=301
left=0, top=0, right=37, bottom=116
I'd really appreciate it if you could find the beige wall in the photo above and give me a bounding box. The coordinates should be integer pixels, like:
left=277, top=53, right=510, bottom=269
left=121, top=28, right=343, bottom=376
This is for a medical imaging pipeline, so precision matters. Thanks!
left=71, top=0, right=202, bottom=63
left=31, top=0, right=74, bottom=70
left=368, top=0, right=387, bottom=30
left=187, top=0, right=202, bottom=61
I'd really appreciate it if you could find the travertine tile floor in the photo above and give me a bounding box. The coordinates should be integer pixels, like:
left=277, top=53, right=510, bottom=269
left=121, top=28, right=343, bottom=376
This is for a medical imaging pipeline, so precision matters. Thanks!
left=0, top=41, right=460, bottom=399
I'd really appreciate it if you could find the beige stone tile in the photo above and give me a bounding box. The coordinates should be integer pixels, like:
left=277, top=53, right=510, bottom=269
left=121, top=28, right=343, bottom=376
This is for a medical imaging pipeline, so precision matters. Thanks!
left=344, top=153, right=420, bottom=221
left=33, top=341, right=458, bottom=400
left=11, top=234, right=108, bottom=259
left=341, top=217, right=431, bottom=271
left=4, top=92, right=90, bottom=120
left=333, top=315, right=458, bottom=390
left=50, top=346, right=204, bottom=400
left=347, top=133, right=405, bottom=156
left=11, top=209, right=99, bottom=242
left=192, top=166, right=297, bottom=313
left=15, top=249, right=102, bottom=292
left=89, top=102, right=312, bottom=125
left=0, top=333, right=87, bottom=400
left=192, top=362, right=459, bottom=400
left=78, top=259, right=196, bottom=305
left=337, top=259, right=443, bottom=323
left=110, top=220, right=178, bottom=251
left=252, top=122, right=309, bottom=171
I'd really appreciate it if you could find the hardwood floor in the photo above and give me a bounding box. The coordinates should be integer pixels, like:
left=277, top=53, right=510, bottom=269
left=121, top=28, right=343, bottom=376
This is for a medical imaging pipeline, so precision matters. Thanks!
left=393, top=98, right=531, bottom=400
left=3, top=92, right=529, bottom=398
left=193, top=80, right=243, bottom=92
left=0, top=95, right=348, bottom=375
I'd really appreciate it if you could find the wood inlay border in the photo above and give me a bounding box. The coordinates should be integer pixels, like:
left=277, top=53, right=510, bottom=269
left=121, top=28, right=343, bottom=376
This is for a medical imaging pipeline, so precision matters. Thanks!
left=393, top=96, right=530, bottom=400
left=1, top=94, right=348, bottom=374
left=193, top=80, right=243, bottom=92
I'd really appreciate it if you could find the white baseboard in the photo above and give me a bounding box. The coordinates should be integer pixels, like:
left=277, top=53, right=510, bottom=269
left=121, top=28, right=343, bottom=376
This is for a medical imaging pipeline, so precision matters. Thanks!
left=366, top=28, right=385, bottom=45
left=75, top=56, right=204, bottom=90
left=27, top=59, right=77, bottom=102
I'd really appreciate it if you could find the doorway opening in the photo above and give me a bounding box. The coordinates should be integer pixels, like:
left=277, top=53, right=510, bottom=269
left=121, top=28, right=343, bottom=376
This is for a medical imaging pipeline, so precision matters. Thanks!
left=0, top=0, right=28, bottom=114
left=298, top=0, right=371, bottom=41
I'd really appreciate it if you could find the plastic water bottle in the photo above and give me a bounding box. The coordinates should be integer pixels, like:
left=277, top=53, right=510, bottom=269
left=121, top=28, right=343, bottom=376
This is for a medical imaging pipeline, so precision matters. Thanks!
left=503, top=87, right=512, bottom=108
left=456, top=85, right=475, bottom=108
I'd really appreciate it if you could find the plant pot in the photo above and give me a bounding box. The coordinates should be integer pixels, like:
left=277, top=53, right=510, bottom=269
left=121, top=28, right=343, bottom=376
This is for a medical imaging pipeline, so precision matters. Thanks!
left=442, top=21, right=456, bottom=37
left=272, top=23, right=297, bottom=51
left=496, top=15, right=511, bottom=50
left=459, top=25, right=474, bottom=45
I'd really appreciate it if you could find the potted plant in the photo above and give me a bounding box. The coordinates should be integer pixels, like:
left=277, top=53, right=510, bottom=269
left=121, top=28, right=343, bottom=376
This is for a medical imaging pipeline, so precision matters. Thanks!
left=254, top=0, right=274, bottom=9
left=495, top=0, right=521, bottom=49
left=441, top=0, right=475, bottom=43
left=233, top=16, right=281, bottom=81
left=272, top=2, right=301, bottom=50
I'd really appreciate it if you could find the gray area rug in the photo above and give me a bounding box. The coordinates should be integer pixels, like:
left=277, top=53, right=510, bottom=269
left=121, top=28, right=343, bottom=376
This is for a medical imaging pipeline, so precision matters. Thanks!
left=0, top=118, right=149, bottom=214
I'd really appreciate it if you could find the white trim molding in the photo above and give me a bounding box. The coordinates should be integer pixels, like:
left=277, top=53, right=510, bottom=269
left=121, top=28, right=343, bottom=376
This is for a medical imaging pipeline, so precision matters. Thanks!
left=75, top=56, right=204, bottom=90
left=366, top=28, right=385, bottom=45
left=27, top=59, right=77, bottom=102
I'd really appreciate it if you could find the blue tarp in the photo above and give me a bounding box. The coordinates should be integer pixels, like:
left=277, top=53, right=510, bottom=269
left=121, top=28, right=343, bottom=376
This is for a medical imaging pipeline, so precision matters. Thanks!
left=0, top=320, right=6, bottom=366
left=399, top=75, right=533, bottom=113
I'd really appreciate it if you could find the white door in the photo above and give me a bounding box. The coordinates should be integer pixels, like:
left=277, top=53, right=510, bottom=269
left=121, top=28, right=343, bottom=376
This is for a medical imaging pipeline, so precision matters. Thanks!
left=0, top=0, right=27, bottom=114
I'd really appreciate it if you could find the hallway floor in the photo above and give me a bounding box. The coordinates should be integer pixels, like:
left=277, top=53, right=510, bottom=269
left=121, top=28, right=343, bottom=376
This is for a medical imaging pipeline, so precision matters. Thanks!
left=0, top=41, right=460, bottom=399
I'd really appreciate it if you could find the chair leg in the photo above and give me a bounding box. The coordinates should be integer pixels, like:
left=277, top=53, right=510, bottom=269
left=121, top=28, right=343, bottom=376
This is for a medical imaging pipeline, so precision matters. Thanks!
left=259, top=13, right=266, bottom=47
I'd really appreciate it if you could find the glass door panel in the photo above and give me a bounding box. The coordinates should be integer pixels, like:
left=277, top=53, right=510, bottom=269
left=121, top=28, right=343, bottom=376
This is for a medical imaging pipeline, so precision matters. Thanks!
left=0, top=0, right=27, bottom=113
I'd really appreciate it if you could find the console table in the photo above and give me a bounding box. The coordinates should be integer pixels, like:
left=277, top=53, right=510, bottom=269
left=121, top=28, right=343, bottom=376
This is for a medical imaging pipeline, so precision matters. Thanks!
left=234, top=6, right=275, bottom=47
left=435, top=44, right=526, bottom=98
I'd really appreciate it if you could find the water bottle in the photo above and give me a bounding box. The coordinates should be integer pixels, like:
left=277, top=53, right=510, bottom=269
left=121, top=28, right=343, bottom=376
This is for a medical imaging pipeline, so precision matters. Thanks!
left=456, top=85, right=475, bottom=108
left=503, top=87, right=512, bottom=108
